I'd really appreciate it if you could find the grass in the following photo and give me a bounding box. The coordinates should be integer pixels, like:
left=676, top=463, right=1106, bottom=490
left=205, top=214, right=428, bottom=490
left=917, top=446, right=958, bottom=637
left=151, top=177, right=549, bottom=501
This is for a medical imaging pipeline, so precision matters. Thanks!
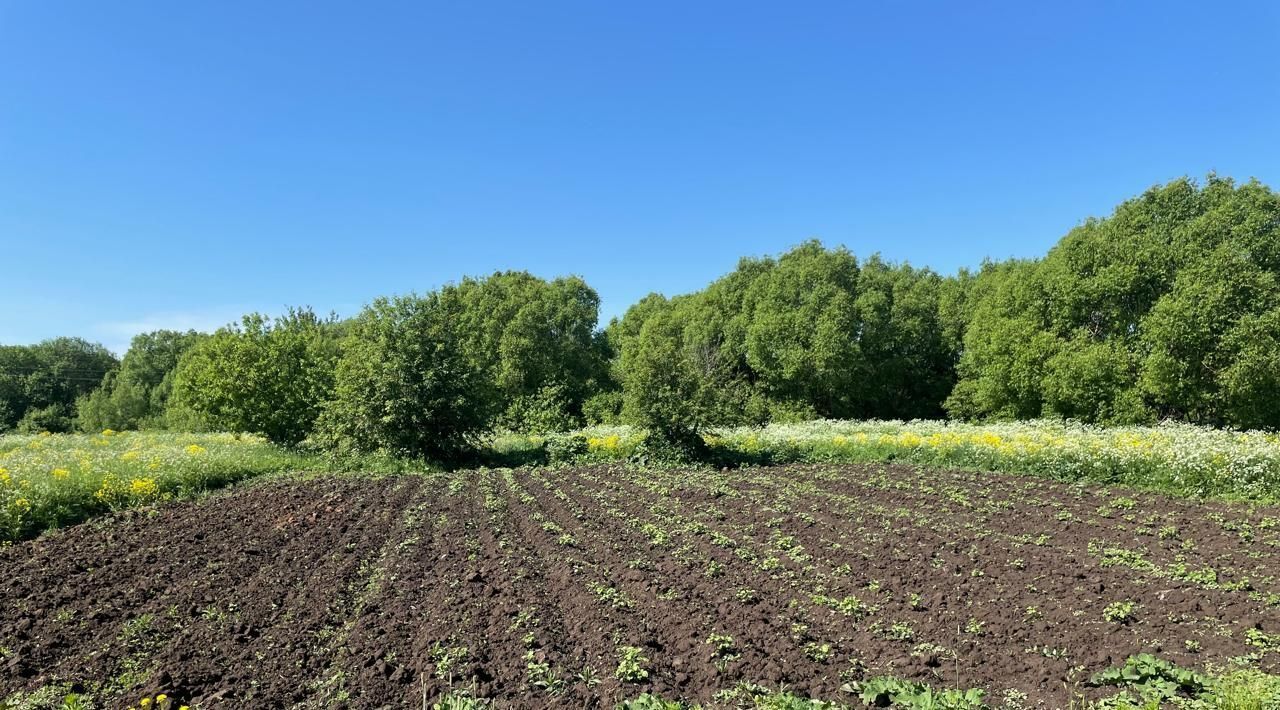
left=495, top=418, right=1280, bottom=501
left=0, top=430, right=313, bottom=542
left=10, top=415, right=1280, bottom=542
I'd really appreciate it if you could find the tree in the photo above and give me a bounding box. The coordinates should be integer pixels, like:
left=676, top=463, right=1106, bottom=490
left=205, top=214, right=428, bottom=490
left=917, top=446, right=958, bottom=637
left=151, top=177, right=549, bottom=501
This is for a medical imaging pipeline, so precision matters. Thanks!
left=452, top=271, right=609, bottom=432
left=0, top=338, right=117, bottom=433
left=950, top=175, right=1280, bottom=428
left=316, top=291, right=493, bottom=461
left=611, top=241, right=961, bottom=431
left=77, top=330, right=206, bottom=431
left=170, top=309, right=339, bottom=445
left=739, top=242, right=864, bottom=418
left=619, top=306, right=715, bottom=456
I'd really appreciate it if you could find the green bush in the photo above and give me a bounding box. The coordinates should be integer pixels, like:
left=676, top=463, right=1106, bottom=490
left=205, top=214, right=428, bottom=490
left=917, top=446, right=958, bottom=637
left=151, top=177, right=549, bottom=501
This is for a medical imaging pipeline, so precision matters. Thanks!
left=77, top=330, right=205, bottom=432
left=452, top=271, right=609, bottom=430
left=16, top=404, right=74, bottom=434
left=170, top=309, right=339, bottom=446
left=619, top=308, right=711, bottom=459
left=496, top=383, right=578, bottom=434
left=316, top=292, right=493, bottom=463
left=544, top=432, right=589, bottom=463
left=582, top=390, right=623, bottom=425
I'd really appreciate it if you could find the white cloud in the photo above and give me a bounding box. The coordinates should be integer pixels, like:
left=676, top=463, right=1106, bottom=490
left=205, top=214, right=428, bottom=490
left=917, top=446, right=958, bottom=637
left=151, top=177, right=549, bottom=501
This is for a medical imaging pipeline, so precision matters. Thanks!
left=91, top=308, right=253, bottom=356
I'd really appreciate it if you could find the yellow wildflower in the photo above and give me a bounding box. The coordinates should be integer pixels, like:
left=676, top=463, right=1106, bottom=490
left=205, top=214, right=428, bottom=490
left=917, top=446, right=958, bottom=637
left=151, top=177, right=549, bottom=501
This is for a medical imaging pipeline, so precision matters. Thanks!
left=129, top=478, right=160, bottom=499
left=12, top=498, right=30, bottom=512
left=121, top=450, right=140, bottom=461
left=587, top=434, right=622, bottom=452
left=102, top=429, right=116, bottom=436
left=51, top=468, right=70, bottom=480
left=185, top=444, right=206, bottom=455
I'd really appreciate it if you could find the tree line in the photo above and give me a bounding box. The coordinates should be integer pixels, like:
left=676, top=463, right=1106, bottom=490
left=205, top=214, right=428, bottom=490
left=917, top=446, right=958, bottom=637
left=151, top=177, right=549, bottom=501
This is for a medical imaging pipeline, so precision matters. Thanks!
left=3, top=176, right=1279, bottom=457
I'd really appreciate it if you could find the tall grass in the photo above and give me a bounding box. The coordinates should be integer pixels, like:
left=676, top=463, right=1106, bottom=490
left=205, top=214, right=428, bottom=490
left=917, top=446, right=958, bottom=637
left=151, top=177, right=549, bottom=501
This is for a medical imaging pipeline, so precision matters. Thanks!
left=498, top=419, right=1280, bottom=501
left=0, top=430, right=311, bottom=541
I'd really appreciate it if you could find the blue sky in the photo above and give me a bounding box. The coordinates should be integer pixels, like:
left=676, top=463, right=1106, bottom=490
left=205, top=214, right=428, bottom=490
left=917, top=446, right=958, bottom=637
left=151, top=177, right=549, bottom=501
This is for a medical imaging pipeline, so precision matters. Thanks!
left=2, top=1, right=1277, bottom=354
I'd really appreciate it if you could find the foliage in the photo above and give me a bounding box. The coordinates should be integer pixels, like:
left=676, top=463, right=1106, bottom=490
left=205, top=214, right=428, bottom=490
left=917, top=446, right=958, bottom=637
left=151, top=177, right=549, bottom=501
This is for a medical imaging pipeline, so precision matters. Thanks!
left=852, top=676, right=986, bottom=709
left=170, top=309, right=339, bottom=445
left=315, top=292, right=493, bottom=463
left=612, top=242, right=960, bottom=437
left=0, top=338, right=118, bottom=433
left=1090, top=654, right=1209, bottom=698
left=582, top=390, right=624, bottom=426
left=18, top=175, right=1280, bottom=458
left=614, top=646, right=650, bottom=682
left=618, top=304, right=717, bottom=457
left=0, top=430, right=308, bottom=541
left=951, top=176, right=1280, bottom=429
left=1086, top=654, right=1280, bottom=709
left=618, top=694, right=687, bottom=710
left=76, top=330, right=205, bottom=432
left=493, top=418, right=1280, bottom=500
left=452, top=271, right=609, bottom=433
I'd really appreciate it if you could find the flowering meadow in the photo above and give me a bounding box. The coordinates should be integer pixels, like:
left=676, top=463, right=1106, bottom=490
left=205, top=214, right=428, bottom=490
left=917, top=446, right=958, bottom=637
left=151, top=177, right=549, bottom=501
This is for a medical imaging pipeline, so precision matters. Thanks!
left=719, top=419, right=1280, bottom=500
left=0, top=430, right=309, bottom=542
left=507, top=419, right=1280, bottom=501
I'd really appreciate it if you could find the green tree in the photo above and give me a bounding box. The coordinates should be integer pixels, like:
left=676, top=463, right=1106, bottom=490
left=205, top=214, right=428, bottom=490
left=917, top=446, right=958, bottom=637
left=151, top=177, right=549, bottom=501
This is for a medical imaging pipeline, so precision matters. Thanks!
left=951, top=175, right=1280, bottom=428
left=316, top=291, right=493, bottom=461
left=170, top=309, right=339, bottom=445
left=612, top=241, right=961, bottom=431
left=739, top=242, right=864, bottom=418
left=0, top=338, right=117, bottom=433
left=452, top=271, right=608, bottom=432
left=1219, top=308, right=1280, bottom=429
left=619, top=306, right=715, bottom=456
left=77, top=330, right=206, bottom=431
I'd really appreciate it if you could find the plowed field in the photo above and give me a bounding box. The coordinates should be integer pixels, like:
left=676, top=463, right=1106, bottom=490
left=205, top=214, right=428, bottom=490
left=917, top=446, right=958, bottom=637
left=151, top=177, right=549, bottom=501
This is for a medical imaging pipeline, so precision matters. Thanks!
left=3, top=463, right=1278, bottom=708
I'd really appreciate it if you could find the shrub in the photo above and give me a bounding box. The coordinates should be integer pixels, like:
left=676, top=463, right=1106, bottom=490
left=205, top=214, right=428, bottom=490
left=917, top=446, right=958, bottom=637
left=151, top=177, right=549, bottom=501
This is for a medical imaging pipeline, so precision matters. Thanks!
left=544, top=433, right=590, bottom=463
left=582, top=391, right=623, bottom=426
left=316, top=292, right=493, bottom=463
left=496, top=383, right=578, bottom=434
left=16, top=404, right=74, bottom=434
left=169, top=309, right=339, bottom=446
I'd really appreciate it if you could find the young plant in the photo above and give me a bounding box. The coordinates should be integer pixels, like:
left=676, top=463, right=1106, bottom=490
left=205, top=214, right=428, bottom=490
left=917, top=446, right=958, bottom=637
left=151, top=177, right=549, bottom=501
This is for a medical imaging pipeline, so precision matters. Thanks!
left=616, top=646, right=651, bottom=682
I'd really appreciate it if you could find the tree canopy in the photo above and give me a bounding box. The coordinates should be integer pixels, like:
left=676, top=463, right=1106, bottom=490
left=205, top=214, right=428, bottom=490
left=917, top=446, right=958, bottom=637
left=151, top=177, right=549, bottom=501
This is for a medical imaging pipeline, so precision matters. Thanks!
left=0, top=338, right=117, bottom=433
left=949, top=176, right=1280, bottom=428
left=14, top=174, right=1280, bottom=452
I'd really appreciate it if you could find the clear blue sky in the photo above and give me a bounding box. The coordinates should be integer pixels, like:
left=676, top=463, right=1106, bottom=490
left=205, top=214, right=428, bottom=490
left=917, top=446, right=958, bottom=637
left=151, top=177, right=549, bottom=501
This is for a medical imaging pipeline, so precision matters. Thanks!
left=2, top=1, right=1277, bottom=354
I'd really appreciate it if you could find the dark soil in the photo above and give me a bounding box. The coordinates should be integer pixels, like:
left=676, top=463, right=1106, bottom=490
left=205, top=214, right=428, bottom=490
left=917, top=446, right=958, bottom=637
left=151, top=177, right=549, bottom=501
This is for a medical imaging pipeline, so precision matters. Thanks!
left=2, top=463, right=1279, bottom=708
